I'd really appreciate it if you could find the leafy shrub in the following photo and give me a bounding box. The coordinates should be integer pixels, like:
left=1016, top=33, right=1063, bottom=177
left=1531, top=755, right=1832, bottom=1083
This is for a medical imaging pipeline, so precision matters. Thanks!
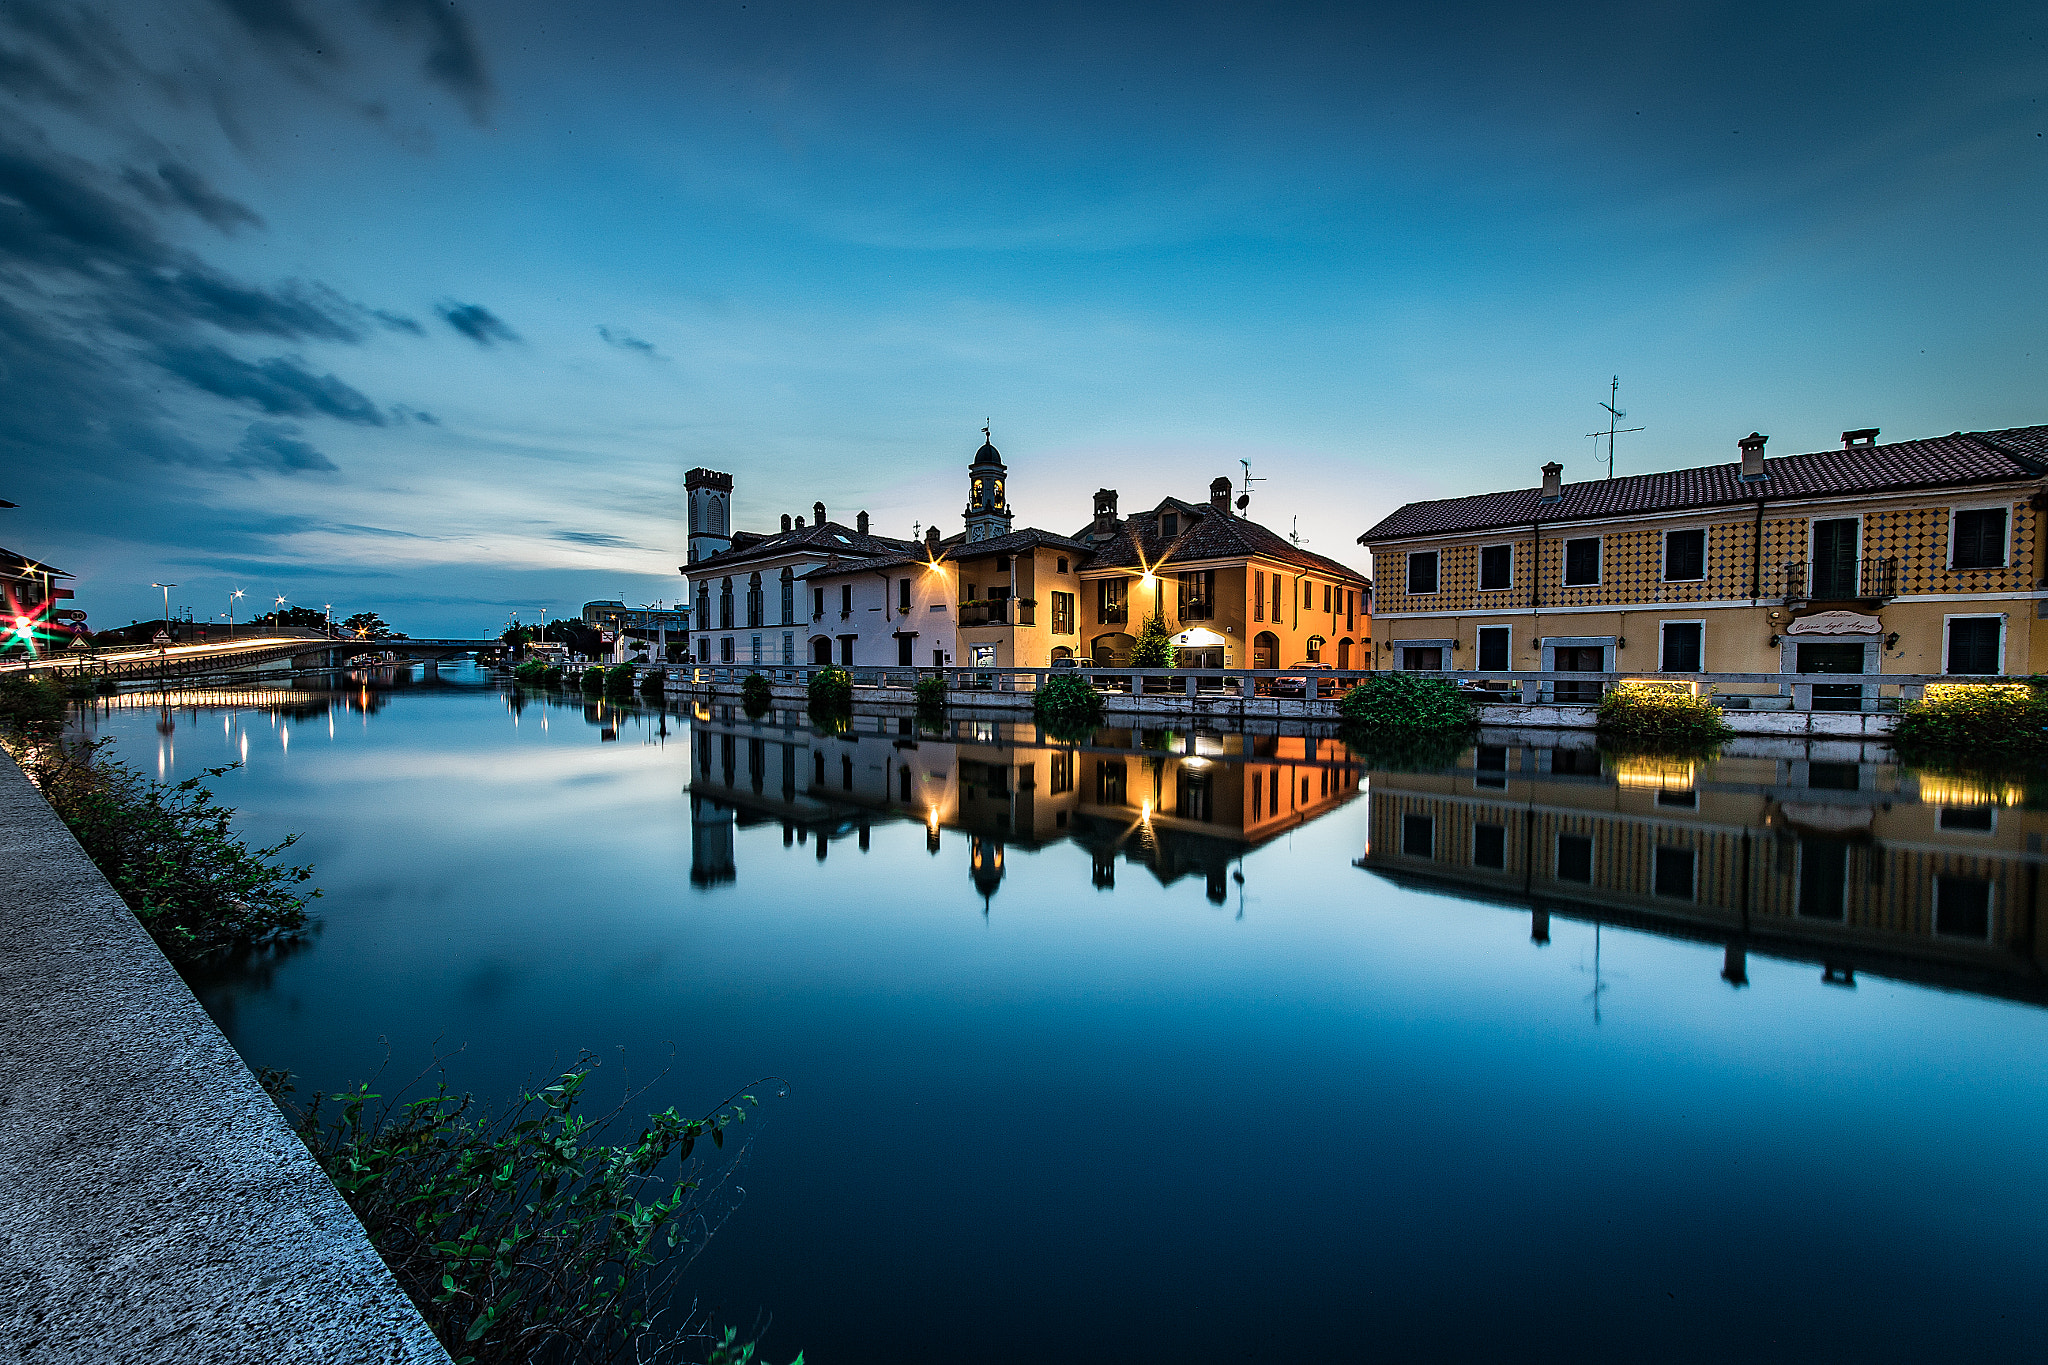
left=741, top=673, right=773, bottom=717
left=638, top=668, right=665, bottom=698
left=1595, top=685, right=1732, bottom=748
left=1336, top=673, right=1476, bottom=732
left=0, top=672, right=67, bottom=739
left=15, top=741, right=315, bottom=967
left=913, top=674, right=947, bottom=708
left=605, top=663, right=637, bottom=696
left=275, top=1063, right=795, bottom=1365
left=807, top=666, right=852, bottom=711
left=580, top=665, right=607, bottom=693
left=511, top=659, right=561, bottom=687
left=1128, top=612, right=1176, bottom=669
left=1033, top=672, right=1104, bottom=738
left=1895, top=679, right=2048, bottom=760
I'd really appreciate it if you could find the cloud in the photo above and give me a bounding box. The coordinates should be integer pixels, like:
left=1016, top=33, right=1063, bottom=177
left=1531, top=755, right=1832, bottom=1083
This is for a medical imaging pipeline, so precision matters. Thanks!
left=366, top=0, right=494, bottom=125
left=121, top=161, right=264, bottom=233
left=156, top=345, right=387, bottom=423
left=212, top=0, right=337, bottom=64
left=597, top=325, right=666, bottom=359
left=438, top=300, right=518, bottom=346
left=372, top=308, right=423, bottom=334
left=229, top=420, right=339, bottom=474
left=551, top=530, right=638, bottom=549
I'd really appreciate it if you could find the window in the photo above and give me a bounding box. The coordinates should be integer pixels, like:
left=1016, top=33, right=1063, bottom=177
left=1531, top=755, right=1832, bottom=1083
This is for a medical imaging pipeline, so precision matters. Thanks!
left=719, top=636, right=734, bottom=663
left=1097, top=578, right=1127, bottom=624
left=1323, top=584, right=1333, bottom=613
left=1935, top=876, right=1992, bottom=938
left=1563, top=537, right=1601, bottom=586
left=842, top=754, right=854, bottom=791
left=1479, top=544, right=1512, bottom=591
left=1303, top=579, right=1315, bottom=608
left=1661, top=622, right=1703, bottom=672
left=1407, top=552, right=1439, bottom=595
left=1947, top=617, right=2001, bottom=675
left=1346, top=590, right=1356, bottom=630
left=1402, top=814, right=1434, bottom=858
left=719, top=578, right=733, bottom=630
left=1807, top=762, right=1860, bottom=790
left=1653, top=846, right=1696, bottom=900
left=779, top=571, right=794, bottom=624
left=1812, top=518, right=1859, bottom=597
left=1940, top=806, right=1995, bottom=832
left=1057, top=557, right=1069, bottom=574
left=813, top=587, right=824, bottom=619
left=1052, top=591, right=1075, bottom=635
left=750, top=633, right=762, bottom=663
left=1952, top=508, right=2008, bottom=570
left=1556, top=833, right=1593, bottom=882
left=1474, top=823, right=1506, bottom=869
left=1160, top=513, right=1178, bottom=538
left=839, top=636, right=854, bottom=665
left=840, top=584, right=853, bottom=617
left=746, top=574, right=763, bottom=627
left=1253, top=572, right=1265, bottom=621
left=782, top=632, right=794, bottom=664
left=1478, top=626, right=1510, bottom=671
left=996, top=555, right=1010, bottom=572
left=899, top=579, right=911, bottom=612
left=1797, top=839, right=1848, bottom=919
left=1657, top=789, right=1697, bottom=809
left=1272, top=574, right=1283, bottom=621
left=1475, top=745, right=1507, bottom=788
left=1664, top=528, right=1706, bottom=582
left=1401, top=646, right=1443, bottom=670
left=1177, top=570, right=1214, bottom=620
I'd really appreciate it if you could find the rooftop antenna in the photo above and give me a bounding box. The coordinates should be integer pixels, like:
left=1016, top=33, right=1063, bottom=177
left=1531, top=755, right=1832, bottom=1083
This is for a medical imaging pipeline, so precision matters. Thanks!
left=1236, top=458, right=1266, bottom=513
left=1585, top=375, right=1645, bottom=479
left=1290, top=516, right=1308, bottom=547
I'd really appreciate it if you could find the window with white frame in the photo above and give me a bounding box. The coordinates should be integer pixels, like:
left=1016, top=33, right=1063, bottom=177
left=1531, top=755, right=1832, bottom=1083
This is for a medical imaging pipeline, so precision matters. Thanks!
left=1407, top=552, right=1439, bottom=595
left=1663, top=528, right=1706, bottom=581
left=1479, top=544, right=1512, bottom=591
left=1951, top=507, right=2009, bottom=570
left=1563, top=537, right=1601, bottom=586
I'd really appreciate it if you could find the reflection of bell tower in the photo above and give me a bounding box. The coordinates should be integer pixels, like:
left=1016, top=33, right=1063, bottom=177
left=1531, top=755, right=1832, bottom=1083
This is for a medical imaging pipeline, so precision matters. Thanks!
left=970, top=834, right=1005, bottom=910
left=964, top=428, right=1013, bottom=543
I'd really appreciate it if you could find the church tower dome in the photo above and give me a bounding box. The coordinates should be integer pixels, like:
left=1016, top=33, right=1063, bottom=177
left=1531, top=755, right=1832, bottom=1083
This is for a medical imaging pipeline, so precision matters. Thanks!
left=964, top=425, right=1014, bottom=542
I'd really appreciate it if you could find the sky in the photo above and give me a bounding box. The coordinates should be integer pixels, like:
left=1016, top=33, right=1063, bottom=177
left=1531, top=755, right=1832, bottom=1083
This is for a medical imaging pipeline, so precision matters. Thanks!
left=2, top=0, right=2043, bottom=635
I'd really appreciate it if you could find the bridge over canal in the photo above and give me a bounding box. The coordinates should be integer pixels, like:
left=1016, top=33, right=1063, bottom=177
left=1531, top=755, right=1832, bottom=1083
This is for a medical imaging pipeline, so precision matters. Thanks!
left=1, top=634, right=500, bottom=684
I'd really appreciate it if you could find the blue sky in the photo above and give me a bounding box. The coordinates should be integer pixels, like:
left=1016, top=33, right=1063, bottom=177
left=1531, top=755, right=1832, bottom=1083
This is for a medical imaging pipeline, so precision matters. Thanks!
left=3, top=0, right=2043, bottom=634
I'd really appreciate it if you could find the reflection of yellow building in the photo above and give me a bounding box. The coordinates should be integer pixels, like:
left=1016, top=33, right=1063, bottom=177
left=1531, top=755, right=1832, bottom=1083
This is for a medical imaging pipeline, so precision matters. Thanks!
left=686, top=710, right=1362, bottom=902
left=1361, top=744, right=2048, bottom=1000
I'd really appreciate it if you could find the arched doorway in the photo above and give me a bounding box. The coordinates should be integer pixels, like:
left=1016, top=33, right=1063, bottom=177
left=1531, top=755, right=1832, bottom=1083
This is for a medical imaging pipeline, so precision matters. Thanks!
left=1337, top=638, right=1352, bottom=670
left=810, top=636, right=832, bottom=664
left=1091, top=632, right=1135, bottom=666
left=1252, top=631, right=1279, bottom=670
left=1050, top=646, right=1073, bottom=663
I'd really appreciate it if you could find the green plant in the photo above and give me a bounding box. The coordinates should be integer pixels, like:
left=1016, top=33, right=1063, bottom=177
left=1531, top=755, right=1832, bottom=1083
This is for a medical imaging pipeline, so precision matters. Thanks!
left=741, top=673, right=773, bottom=717
left=1895, top=679, right=2048, bottom=760
left=807, top=666, right=852, bottom=711
left=1595, top=685, right=1732, bottom=747
left=12, top=740, right=315, bottom=967
left=0, top=672, right=67, bottom=739
left=605, top=663, right=637, bottom=696
left=511, top=659, right=561, bottom=687
left=638, top=669, right=666, bottom=698
left=581, top=665, right=607, bottom=693
left=275, top=1063, right=795, bottom=1365
left=1336, top=673, right=1477, bottom=732
left=1128, top=612, right=1176, bottom=669
left=1033, top=672, right=1104, bottom=739
left=913, top=674, right=947, bottom=708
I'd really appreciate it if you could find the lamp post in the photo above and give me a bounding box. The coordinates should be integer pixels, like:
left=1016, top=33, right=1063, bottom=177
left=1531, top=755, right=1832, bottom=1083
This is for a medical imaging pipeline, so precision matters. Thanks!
left=228, top=588, right=244, bottom=637
left=273, top=595, right=287, bottom=630
left=150, top=582, right=177, bottom=684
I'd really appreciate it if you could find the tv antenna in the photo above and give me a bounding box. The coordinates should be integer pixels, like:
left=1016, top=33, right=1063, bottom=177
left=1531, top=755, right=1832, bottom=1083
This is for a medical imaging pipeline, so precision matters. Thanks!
left=1289, top=516, right=1308, bottom=547
left=1584, top=375, right=1645, bottom=479
left=1236, top=459, right=1266, bottom=513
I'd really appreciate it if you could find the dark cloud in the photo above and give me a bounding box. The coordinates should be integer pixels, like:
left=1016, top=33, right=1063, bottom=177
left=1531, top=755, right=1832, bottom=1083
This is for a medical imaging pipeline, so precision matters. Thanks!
left=366, top=0, right=494, bottom=125
left=372, top=308, right=424, bottom=334
left=212, top=0, right=336, bottom=63
left=230, top=420, right=338, bottom=474
left=597, top=325, right=665, bottom=359
left=438, top=300, right=518, bottom=346
left=121, top=162, right=264, bottom=233
left=551, top=531, right=637, bottom=549
left=156, top=345, right=387, bottom=424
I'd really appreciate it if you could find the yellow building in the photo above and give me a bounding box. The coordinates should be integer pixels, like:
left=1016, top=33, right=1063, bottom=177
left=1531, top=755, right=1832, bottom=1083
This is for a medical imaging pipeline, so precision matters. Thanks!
left=1076, top=480, right=1372, bottom=671
left=946, top=528, right=1096, bottom=670
left=1359, top=424, right=2048, bottom=703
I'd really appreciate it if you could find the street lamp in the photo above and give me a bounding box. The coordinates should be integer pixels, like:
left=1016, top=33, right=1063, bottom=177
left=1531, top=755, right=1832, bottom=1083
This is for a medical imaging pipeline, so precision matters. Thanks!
left=228, top=588, right=244, bottom=635
left=150, top=582, right=177, bottom=683
left=151, top=583, right=177, bottom=634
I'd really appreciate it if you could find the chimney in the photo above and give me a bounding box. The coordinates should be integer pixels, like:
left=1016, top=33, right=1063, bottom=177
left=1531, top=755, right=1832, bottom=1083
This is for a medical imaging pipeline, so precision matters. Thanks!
left=795, top=515, right=806, bottom=530
left=1210, top=476, right=1232, bottom=515
left=1539, top=462, right=1563, bottom=502
left=1739, top=432, right=1768, bottom=481
left=925, top=525, right=940, bottom=556
left=1093, top=488, right=1119, bottom=539
left=1841, top=428, right=1878, bottom=449
left=857, top=510, right=870, bottom=535
left=780, top=513, right=792, bottom=532
left=813, top=501, right=827, bottom=527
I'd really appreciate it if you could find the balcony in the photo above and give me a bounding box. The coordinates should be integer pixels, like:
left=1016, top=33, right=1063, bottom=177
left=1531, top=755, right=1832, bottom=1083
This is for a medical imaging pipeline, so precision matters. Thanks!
left=960, top=599, right=1036, bottom=628
left=1782, top=557, right=1897, bottom=603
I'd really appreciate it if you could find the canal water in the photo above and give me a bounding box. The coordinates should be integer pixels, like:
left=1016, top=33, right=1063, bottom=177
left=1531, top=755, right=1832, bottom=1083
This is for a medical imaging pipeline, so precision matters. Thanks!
left=86, top=666, right=2048, bottom=1363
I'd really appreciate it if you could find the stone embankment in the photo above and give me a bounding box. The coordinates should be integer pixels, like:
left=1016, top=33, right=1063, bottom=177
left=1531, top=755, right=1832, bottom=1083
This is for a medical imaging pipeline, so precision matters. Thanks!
left=0, top=752, right=449, bottom=1364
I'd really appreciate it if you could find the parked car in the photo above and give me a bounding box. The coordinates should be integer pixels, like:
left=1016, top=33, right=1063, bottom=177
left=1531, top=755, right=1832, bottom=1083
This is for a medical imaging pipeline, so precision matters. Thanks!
left=1269, top=663, right=1334, bottom=697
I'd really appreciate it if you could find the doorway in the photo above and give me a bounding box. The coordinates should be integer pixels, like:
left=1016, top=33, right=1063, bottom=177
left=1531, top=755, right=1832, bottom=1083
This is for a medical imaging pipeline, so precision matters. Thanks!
left=1252, top=631, right=1279, bottom=670
left=1554, top=645, right=1605, bottom=702
left=1796, top=640, right=1867, bottom=711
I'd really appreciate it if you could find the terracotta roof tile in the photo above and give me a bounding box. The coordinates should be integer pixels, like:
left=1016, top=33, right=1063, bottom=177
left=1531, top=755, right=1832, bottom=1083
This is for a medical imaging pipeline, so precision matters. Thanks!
left=1079, top=499, right=1369, bottom=584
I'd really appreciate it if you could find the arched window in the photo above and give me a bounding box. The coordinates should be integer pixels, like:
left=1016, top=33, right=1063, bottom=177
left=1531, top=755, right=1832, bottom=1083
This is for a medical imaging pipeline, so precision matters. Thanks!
left=719, top=577, right=733, bottom=630
left=780, top=568, right=795, bottom=625
left=1337, top=638, right=1352, bottom=670
left=689, top=500, right=700, bottom=533
left=746, top=573, right=763, bottom=627
left=710, top=500, right=725, bottom=535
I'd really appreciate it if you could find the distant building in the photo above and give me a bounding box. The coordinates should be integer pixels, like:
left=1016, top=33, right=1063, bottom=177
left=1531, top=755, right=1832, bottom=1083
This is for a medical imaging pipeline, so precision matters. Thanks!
left=1, top=545, right=78, bottom=654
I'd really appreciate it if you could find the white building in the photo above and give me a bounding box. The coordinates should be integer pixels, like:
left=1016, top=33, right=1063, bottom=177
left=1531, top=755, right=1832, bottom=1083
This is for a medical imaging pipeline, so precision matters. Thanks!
left=798, top=527, right=959, bottom=667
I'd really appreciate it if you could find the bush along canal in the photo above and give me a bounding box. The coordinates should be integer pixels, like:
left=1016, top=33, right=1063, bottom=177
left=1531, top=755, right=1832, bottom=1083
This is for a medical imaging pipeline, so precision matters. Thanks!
left=38, top=660, right=2048, bottom=1363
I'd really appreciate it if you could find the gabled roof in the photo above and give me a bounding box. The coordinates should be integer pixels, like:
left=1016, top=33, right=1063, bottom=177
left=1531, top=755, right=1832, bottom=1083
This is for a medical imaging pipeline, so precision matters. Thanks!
left=1358, top=424, right=2048, bottom=545
left=945, top=526, right=1094, bottom=560
left=0, top=547, right=71, bottom=580
left=688, top=521, right=920, bottom=574
left=1077, top=498, right=1369, bottom=584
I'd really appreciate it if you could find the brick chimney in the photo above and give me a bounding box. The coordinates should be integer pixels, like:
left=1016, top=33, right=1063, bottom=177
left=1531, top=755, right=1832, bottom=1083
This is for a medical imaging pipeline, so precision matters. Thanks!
left=780, top=513, right=792, bottom=532
left=1540, top=462, right=1563, bottom=502
left=1739, top=432, right=1768, bottom=481
left=795, top=516, right=806, bottom=529
left=925, top=525, right=940, bottom=556
left=1093, top=488, right=1119, bottom=540
left=1210, top=476, right=1232, bottom=515
left=813, top=500, right=826, bottom=527
left=857, top=510, right=870, bottom=535
left=1841, top=428, right=1878, bottom=449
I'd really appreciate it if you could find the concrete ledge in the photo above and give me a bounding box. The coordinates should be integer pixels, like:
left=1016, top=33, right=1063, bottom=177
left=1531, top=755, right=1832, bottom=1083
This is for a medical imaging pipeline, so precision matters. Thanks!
left=0, top=749, right=450, bottom=1364
left=1466, top=700, right=1899, bottom=737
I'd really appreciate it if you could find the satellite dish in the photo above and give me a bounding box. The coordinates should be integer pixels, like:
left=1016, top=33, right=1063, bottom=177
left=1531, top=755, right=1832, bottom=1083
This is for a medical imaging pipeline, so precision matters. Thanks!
left=1235, top=494, right=1249, bottom=510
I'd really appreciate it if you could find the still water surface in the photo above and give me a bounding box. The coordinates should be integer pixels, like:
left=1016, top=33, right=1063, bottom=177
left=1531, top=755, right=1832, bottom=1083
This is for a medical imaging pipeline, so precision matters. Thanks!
left=90, top=667, right=2048, bottom=1363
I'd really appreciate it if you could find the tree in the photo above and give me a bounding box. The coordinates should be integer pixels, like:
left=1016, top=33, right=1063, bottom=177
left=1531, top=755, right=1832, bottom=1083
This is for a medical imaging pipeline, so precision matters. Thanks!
left=256, top=606, right=329, bottom=629
left=342, top=611, right=393, bottom=639
left=1129, top=610, right=1176, bottom=669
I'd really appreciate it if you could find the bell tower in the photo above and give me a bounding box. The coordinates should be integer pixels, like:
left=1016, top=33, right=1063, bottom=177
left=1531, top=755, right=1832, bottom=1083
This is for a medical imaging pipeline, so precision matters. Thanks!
left=964, top=427, right=1013, bottom=543
left=685, top=468, right=733, bottom=568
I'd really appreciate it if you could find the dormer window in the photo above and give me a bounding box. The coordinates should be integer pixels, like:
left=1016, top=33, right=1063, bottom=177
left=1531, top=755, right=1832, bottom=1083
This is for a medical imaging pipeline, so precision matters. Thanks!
left=1160, top=512, right=1178, bottom=538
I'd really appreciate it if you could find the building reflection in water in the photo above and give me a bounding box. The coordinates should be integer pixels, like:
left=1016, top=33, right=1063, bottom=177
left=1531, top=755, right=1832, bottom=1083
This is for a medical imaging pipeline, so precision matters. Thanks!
left=1360, top=739, right=2048, bottom=1005
left=686, top=706, right=1362, bottom=902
